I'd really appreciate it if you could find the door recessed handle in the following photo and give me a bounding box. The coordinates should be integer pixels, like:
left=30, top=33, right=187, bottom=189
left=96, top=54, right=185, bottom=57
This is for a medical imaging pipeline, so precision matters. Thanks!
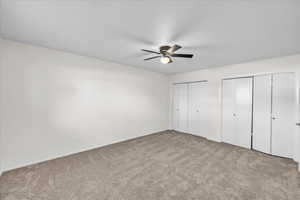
left=296, top=123, right=300, bottom=126
left=272, top=117, right=276, bottom=120
left=233, top=113, right=236, bottom=117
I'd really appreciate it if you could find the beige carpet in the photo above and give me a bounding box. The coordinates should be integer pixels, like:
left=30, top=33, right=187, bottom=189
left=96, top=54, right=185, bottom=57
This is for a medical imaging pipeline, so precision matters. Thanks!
left=1, top=131, right=300, bottom=200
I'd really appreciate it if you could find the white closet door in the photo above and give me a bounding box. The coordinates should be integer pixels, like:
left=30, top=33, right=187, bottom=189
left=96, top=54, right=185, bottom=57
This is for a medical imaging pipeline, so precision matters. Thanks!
left=222, top=79, right=236, bottom=145
left=188, top=82, right=209, bottom=138
left=297, top=75, right=300, bottom=170
left=234, top=78, right=253, bottom=149
left=173, top=84, right=180, bottom=131
left=253, top=75, right=272, bottom=154
left=272, top=73, right=296, bottom=158
left=173, top=84, right=189, bottom=132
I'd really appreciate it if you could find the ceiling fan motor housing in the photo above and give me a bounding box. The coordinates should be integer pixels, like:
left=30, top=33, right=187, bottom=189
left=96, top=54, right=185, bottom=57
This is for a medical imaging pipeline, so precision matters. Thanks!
left=160, top=45, right=171, bottom=54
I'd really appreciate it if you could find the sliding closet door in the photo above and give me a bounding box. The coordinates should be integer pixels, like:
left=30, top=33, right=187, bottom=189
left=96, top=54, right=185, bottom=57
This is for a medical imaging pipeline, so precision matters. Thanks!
left=234, top=78, right=253, bottom=149
left=173, top=84, right=189, bottom=133
left=222, top=78, right=252, bottom=149
left=297, top=76, right=300, bottom=168
left=272, top=73, right=296, bottom=158
left=189, top=82, right=209, bottom=138
left=173, top=84, right=180, bottom=131
left=253, top=75, right=272, bottom=154
left=222, top=79, right=236, bottom=145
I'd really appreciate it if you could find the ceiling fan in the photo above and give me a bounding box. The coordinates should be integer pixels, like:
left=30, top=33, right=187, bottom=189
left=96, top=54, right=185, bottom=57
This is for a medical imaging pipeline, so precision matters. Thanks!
left=141, top=44, right=194, bottom=64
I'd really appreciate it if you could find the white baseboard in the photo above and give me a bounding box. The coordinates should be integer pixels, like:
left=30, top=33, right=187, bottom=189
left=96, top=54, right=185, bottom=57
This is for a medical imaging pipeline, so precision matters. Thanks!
left=1, top=129, right=169, bottom=173
left=207, top=136, right=222, bottom=143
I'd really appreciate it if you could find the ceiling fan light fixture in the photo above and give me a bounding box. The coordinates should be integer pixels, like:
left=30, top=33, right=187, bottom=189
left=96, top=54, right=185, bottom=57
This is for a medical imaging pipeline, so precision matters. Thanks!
left=142, top=44, right=193, bottom=63
left=160, top=56, right=171, bottom=64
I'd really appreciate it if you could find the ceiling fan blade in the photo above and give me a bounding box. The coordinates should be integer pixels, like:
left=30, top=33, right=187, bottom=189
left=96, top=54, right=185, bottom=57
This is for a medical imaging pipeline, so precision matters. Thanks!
left=144, top=56, right=161, bottom=61
left=171, top=54, right=194, bottom=58
left=168, top=45, right=182, bottom=53
left=141, top=49, right=160, bottom=54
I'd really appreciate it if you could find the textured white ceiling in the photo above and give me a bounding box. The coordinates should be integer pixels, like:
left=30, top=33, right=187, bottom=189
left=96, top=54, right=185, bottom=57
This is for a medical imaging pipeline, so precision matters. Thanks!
left=1, top=0, right=300, bottom=74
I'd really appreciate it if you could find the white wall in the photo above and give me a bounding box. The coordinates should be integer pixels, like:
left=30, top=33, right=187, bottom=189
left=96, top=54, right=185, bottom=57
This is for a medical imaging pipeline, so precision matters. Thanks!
left=170, top=55, right=300, bottom=161
left=0, top=39, right=170, bottom=172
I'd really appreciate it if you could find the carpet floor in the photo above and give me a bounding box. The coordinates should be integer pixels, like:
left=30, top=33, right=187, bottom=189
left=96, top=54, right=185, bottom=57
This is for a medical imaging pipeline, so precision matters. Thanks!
left=1, top=131, right=300, bottom=200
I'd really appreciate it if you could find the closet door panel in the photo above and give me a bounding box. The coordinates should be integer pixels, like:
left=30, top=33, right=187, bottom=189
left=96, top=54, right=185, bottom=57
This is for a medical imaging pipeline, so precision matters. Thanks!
left=253, top=75, right=272, bottom=154
left=222, top=79, right=236, bottom=145
left=173, top=84, right=181, bottom=131
left=179, top=84, right=189, bottom=133
left=235, top=78, right=253, bottom=149
left=189, top=82, right=209, bottom=138
left=173, top=84, right=189, bottom=132
left=272, top=73, right=296, bottom=158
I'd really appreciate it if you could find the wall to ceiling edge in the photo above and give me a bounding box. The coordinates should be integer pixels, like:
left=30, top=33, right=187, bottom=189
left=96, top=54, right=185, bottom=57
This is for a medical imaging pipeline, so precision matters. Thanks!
left=0, top=39, right=170, bottom=172
left=169, top=54, right=300, bottom=166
